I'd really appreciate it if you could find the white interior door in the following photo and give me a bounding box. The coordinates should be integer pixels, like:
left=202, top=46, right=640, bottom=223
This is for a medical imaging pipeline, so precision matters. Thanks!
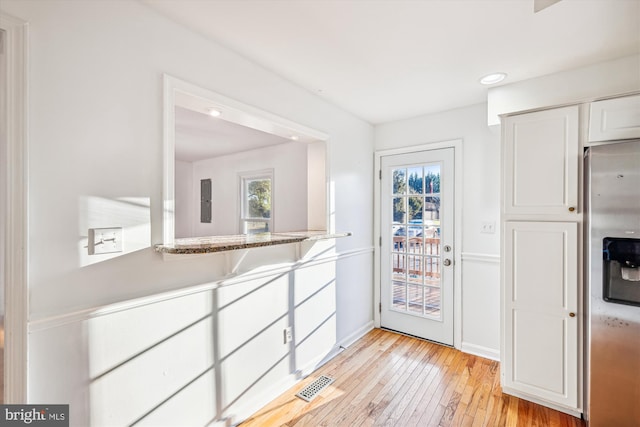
left=380, top=148, right=454, bottom=345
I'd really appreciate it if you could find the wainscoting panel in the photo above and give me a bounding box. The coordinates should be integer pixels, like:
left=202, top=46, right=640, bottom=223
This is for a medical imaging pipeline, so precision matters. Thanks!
left=461, top=253, right=501, bottom=361
left=28, top=247, right=374, bottom=426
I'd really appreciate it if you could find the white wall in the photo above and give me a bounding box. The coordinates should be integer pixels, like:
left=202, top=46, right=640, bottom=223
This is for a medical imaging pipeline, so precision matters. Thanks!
left=487, top=54, right=640, bottom=126
left=187, top=141, right=309, bottom=237
left=374, top=56, right=640, bottom=360
left=174, top=159, right=194, bottom=238
left=307, top=141, right=327, bottom=231
left=375, top=103, right=501, bottom=359
left=0, top=0, right=374, bottom=424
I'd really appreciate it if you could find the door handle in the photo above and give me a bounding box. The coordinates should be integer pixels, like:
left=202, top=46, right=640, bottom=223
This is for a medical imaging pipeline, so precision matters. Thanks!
left=443, top=259, right=452, bottom=266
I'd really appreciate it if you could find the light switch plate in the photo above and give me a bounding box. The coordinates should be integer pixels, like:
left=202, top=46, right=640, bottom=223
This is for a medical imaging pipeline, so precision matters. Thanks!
left=481, top=222, right=496, bottom=234
left=88, top=227, right=123, bottom=255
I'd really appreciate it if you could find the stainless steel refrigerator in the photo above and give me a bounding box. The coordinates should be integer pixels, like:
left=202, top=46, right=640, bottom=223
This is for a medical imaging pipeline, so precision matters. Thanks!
left=585, top=139, right=640, bottom=426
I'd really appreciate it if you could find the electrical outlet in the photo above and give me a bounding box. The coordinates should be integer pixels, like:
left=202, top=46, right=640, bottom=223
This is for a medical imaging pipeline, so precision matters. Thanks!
left=88, top=227, right=123, bottom=255
left=481, top=222, right=496, bottom=234
left=284, top=327, right=293, bottom=344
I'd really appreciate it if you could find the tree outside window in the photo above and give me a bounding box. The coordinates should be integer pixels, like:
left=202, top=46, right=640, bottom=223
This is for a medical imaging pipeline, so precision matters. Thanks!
left=241, top=170, right=273, bottom=234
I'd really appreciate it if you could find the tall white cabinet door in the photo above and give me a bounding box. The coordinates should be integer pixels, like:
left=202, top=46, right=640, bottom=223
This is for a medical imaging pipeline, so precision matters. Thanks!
left=503, top=106, right=579, bottom=217
left=503, top=221, right=578, bottom=409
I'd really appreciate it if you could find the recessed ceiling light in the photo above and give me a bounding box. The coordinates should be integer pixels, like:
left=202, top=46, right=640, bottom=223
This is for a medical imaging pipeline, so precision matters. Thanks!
left=207, top=108, right=221, bottom=117
left=480, top=72, right=507, bottom=85
left=290, top=135, right=299, bottom=141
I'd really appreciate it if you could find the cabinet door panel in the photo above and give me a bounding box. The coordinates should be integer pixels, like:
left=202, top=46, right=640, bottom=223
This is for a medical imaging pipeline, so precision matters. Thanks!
left=512, top=228, right=568, bottom=309
left=504, top=106, right=579, bottom=216
left=589, top=94, right=640, bottom=142
left=504, top=221, right=578, bottom=409
left=513, top=310, right=566, bottom=395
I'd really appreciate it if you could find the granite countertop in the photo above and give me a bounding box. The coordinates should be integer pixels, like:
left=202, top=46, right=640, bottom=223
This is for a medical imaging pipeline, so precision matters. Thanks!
left=154, top=230, right=351, bottom=254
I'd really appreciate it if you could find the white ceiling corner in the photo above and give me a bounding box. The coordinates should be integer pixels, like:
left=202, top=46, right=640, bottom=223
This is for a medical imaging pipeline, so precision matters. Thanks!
left=145, top=0, right=640, bottom=124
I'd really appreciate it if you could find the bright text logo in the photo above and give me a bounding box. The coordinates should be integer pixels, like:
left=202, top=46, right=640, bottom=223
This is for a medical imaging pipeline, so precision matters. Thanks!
left=0, top=405, right=68, bottom=426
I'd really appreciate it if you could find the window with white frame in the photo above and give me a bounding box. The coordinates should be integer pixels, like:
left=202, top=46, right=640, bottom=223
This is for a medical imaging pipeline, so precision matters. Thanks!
left=240, top=170, right=273, bottom=234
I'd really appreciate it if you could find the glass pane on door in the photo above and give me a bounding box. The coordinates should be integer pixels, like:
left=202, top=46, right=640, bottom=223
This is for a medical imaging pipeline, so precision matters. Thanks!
left=390, top=164, right=442, bottom=319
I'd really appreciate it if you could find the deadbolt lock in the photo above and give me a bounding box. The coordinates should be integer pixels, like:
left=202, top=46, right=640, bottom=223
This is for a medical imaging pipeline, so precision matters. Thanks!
left=444, top=245, right=452, bottom=252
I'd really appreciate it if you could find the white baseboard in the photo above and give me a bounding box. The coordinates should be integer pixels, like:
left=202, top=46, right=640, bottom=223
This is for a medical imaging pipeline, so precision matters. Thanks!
left=460, top=342, right=500, bottom=361
left=228, top=320, right=375, bottom=426
left=502, top=386, right=583, bottom=418
left=338, top=320, right=375, bottom=349
left=299, top=320, right=375, bottom=378
left=227, top=372, right=301, bottom=426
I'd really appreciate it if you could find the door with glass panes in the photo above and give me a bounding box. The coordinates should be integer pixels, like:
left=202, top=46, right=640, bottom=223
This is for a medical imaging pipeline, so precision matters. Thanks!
left=380, top=148, right=454, bottom=345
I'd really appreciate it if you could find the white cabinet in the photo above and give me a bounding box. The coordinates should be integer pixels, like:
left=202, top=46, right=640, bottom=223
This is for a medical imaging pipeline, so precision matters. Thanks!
left=589, top=94, right=640, bottom=142
left=503, top=221, right=579, bottom=409
left=503, top=105, right=579, bottom=217
left=502, top=105, right=581, bottom=415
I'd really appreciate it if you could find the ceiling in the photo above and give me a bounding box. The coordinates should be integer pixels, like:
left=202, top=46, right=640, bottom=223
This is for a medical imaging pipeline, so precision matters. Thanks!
left=175, top=106, right=292, bottom=162
left=144, top=0, right=640, bottom=124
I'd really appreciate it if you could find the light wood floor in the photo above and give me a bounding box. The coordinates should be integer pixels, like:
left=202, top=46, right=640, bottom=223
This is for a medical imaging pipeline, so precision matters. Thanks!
left=240, top=329, right=585, bottom=427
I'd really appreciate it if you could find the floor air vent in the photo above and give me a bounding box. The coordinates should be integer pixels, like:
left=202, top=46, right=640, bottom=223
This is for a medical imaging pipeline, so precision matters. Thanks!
left=296, top=375, right=335, bottom=402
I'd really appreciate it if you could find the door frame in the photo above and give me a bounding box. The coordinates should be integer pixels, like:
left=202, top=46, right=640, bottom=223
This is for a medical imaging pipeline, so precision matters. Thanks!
left=0, top=12, right=29, bottom=403
left=374, top=139, right=463, bottom=349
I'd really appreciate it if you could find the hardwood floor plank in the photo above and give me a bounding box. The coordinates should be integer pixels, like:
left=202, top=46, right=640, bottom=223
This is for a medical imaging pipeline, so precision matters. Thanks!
left=343, top=338, right=428, bottom=425
left=441, top=392, right=463, bottom=426
left=297, top=334, right=411, bottom=426
left=480, top=391, right=500, bottom=426
left=465, top=364, right=492, bottom=418
left=377, top=343, right=439, bottom=425
left=517, top=398, right=534, bottom=427
left=412, top=350, right=455, bottom=422
left=239, top=329, right=585, bottom=427
left=471, top=408, right=486, bottom=427
left=368, top=341, right=437, bottom=424
left=416, top=349, right=467, bottom=426
left=506, top=395, right=519, bottom=427
left=285, top=331, right=401, bottom=426
left=370, top=341, right=437, bottom=425
left=533, top=404, right=552, bottom=427
left=421, top=403, right=446, bottom=427
left=393, top=344, right=449, bottom=426
left=438, top=350, right=470, bottom=407
left=461, top=414, right=476, bottom=427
